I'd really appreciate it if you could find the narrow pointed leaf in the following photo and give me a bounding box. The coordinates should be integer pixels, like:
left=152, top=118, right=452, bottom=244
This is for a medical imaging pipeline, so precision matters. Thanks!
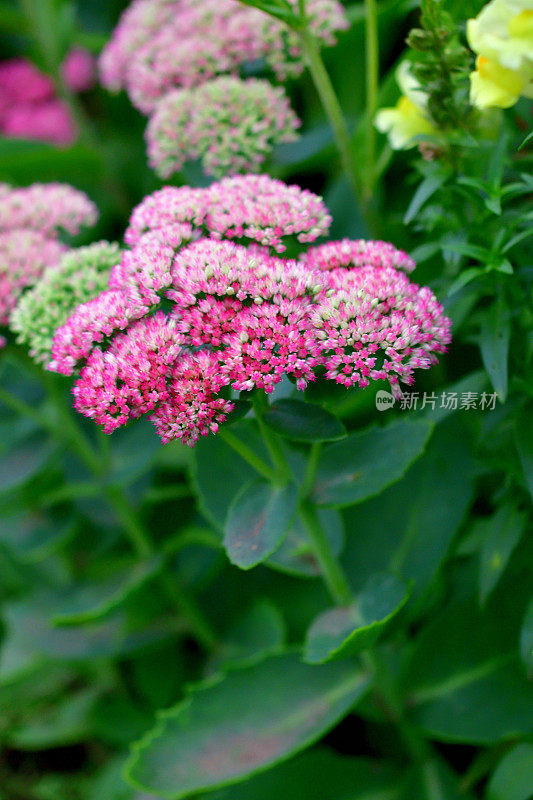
left=479, top=505, right=526, bottom=605
left=479, top=297, right=510, bottom=401
left=224, top=479, right=298, bottom=568
left=126, top=653, right=369, bottom=799
left=520, top=597, right=533, bottom=674
left=515, top=405, right=533, bottom=501
left=304, top=574, right=409, bottom=663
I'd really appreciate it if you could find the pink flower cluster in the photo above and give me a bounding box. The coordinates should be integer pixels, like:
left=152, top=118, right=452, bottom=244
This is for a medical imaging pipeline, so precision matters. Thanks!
left=303, top=238, right=416, bottom=273
left=0, top=183, right=98, bottom=326
left=146, top=77, right=300, bottom=178
left=125, top=175, right=332, bottom=252
left=100, top=0, right=347, bottom=178
left=100, top=0, right=348, bottom=113
left=49, top=175, right=451, bottom=446
left=0, top=53, right=94, bottom=145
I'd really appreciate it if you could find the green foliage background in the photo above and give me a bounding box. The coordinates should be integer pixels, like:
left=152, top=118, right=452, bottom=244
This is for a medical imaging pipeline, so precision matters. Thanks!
left=0, top=1, right=532, bottom=799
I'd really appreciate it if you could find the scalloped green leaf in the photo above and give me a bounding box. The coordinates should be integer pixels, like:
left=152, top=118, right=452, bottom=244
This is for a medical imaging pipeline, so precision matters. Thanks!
left=304, top=574, right=409, bottom=664
left=263, top=400, right=347, bottom=442
left=313, top=419, right=434, bottom=507
left=224, top=479, right=298, bottom=569
left=212, top=599, right=286, bottom=671
left=0, top=431, right=53, bottom=495
left=52, top=555, right=164, bottom=626
left=126, top=653, right=369, bottom=799
left=193, top=420, right=266, bottom=529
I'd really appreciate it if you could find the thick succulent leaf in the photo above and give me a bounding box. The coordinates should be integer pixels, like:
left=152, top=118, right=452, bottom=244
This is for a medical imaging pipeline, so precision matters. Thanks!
left=5, top=685, right=102, bottom=750
left=486, top=743, right=533, bottom=800
left=0, top=590, right=172, bottom=683
left=263, top=399, right=346, bottom=442
left=267, top=508, right=344, bottom=577
left=212, top=599, right=286, bottom=670
left=304, top=573, right=409, bottom=663
left=404, top=579, right=533, bottom=744
left=224, top=479, right=298, bottom=569
left=342, top=418, right=474, bottom=600
left=193, top=420, right=266, bottom=529
left=0, top=508, right=73, bottom=561
left=209, top=750, right=403, bottom=800
left=52, top=555, right=163, bottom=626
left=126, top=653, right=369, bottom=799
left=313, top=418, right=433, bottom=507
left=0, top=430, right=53, bottom=495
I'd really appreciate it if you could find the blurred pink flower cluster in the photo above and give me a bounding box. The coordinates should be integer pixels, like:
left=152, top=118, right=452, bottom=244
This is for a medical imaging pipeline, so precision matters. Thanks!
left=99, top=0, right=348, bottom=177
left=0, top=182, right=98, bottom=328
left=48, top=175, right=451, bottom=446
left=0, top=50, right=94, bottom=145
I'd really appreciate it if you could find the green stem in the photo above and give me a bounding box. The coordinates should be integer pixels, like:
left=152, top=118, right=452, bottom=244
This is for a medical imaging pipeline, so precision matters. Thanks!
left=104, top=485, right=152, bottom=559
left=299, top=498, right=352, bottom=604
left=252, top=394, right=292, bottom=484
left=301, top=441, right=321, bottom=497
left=219, top=428, right=278, bottom=483
left=363, top=0, right=379, bottom=202
left=362, top=649, right=429, bottom=762
left=0, top=373, right=217, bottom=649
left=159, top=572, right=217, bottom=650
left=298, top=440, right=351, bottom=604
left=297, top=23, right=359, bottom=201
left=297, top=440, right=430, bottom=763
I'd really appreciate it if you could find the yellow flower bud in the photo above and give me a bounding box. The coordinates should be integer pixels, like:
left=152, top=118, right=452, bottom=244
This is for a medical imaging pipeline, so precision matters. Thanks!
left=470, top=54, right=526, bottom=108
left=374, top=62, right=436, bottom=149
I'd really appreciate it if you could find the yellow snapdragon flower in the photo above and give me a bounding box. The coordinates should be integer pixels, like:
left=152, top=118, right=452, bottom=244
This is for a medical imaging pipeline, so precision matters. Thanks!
left=374, top=62, right=436, bottom=149
left=467, top=0, right=533, bottom=108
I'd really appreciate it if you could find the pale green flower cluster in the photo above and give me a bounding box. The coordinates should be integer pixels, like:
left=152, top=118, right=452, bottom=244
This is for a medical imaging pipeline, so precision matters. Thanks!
left=11, top=241, right=120, bottom=365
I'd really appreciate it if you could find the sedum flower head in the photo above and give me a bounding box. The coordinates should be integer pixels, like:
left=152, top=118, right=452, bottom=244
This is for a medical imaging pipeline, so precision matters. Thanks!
left=0, top=182, right=98, bottom=328
left=0, top=182, right=98, bottom=237
left=125, top=175, right=332, bottom=252
left=11, top=242, right=120, bottom=365
left=303, top=239, right=416, bottom=273
left=374, top=61, right=437, bottom=150
left=49, top=176, right=450, bottom=446
left=146, top=76, right=300, bottom=179
left=0, top=231, right=66, bottom=326
left=308, top=266, right=451, bottom=392
left=151, top=350, right=234, bottom=446
left=0, top=58, right=78, bottom=145
left=100, top=0, right=348, bottom=114
left=61, top=48, right=96, bottom=93
left=73, top=313, right=184, bottom=433
left=467, top=0, right=533, bottom=108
